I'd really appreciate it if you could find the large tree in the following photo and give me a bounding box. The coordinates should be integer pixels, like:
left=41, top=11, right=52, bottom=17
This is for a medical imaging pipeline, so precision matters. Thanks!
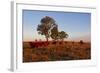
left=37, top=16, right=57, bottom=42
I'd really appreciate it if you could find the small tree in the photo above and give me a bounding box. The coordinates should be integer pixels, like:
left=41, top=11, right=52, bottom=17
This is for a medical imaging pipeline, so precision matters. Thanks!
left=79, top=40, right=84, bottom=44
left=58, top=31, right=68, bottom=41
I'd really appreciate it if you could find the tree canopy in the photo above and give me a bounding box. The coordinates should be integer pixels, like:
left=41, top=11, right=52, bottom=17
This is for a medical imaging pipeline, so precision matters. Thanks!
left=37, top=16, right=57, bottom=41
left=58, top=31, right=68, bottom=41
left=51, top=26, right=59, bottom=41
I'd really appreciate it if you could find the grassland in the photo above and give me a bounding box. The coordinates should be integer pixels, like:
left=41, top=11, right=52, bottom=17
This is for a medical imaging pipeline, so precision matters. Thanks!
left=23, top=41, right=91, bottom=62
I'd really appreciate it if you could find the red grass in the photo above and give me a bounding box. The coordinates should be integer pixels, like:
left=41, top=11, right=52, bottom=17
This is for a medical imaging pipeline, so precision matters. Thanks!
left=23, top=41, right=91, bottom=62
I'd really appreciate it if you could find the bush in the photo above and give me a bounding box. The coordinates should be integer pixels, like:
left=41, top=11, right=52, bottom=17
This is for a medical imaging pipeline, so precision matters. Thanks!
left=79, top=40, right=84, bottom=44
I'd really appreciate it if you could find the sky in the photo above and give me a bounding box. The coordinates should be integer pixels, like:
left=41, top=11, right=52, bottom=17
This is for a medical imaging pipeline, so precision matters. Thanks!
left=22, top=10, right=91, bottom=42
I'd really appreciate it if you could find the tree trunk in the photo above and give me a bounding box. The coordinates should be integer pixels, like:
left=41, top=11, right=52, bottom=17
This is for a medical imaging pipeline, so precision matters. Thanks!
left=61, top=39, right=64, bottom=44
left=46, top=37, right=48, bottom=42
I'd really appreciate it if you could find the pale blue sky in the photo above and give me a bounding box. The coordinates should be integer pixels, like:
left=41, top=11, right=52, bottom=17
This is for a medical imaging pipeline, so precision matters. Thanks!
left=22, top=10, right=91, bottom=42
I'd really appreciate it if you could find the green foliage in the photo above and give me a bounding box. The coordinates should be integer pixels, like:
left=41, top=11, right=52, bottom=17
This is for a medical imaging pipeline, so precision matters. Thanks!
left=51, top=26, right=59, bottom=41
left=41, top=16, right=55, bottom=24
left=37, top=16, right=57, bottom=41
left=58, top=31, right=68, bottom=41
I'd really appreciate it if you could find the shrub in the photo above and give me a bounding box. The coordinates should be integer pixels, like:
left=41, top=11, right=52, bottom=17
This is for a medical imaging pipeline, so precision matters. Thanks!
left=79, top=40, right=84, bottom=44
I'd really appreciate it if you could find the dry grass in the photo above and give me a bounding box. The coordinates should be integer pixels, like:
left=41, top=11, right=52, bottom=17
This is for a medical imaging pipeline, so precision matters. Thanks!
left=23, top=41, right=91, bottom=62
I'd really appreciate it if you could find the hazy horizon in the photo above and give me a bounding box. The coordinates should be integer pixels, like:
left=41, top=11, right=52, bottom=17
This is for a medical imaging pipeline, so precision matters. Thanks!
left=22, top=10, right=91, bottom=42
